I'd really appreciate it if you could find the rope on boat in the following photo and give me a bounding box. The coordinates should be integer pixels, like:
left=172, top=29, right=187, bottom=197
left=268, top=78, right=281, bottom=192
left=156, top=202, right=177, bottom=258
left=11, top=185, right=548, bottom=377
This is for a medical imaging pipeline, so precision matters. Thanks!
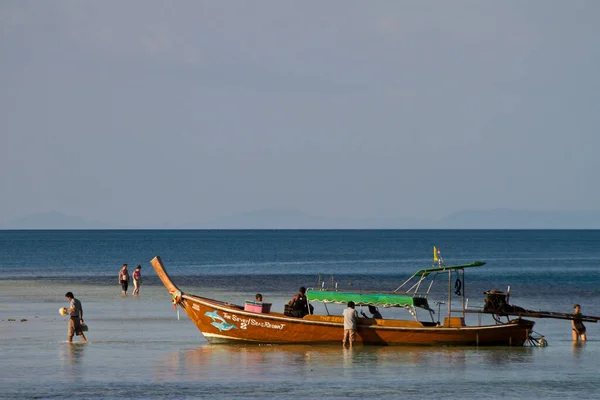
left=171, top=290, right=182, bottom=320
left=454, top=277, right=462, bottom=296
left=525, top=330, right=548, bottom=347
left=171, top=290, right=182, bottom=306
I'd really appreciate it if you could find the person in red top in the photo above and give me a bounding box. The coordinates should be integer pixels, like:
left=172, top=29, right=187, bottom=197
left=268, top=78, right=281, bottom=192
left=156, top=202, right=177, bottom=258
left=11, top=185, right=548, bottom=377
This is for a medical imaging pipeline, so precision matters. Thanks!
left=132, top=265, right=142, bottom=296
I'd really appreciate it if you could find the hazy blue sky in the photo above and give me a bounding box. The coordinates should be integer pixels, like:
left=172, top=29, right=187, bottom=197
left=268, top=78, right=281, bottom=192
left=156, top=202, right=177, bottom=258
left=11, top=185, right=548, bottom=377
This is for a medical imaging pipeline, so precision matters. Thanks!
left=1, top=1, right=599, bottom=227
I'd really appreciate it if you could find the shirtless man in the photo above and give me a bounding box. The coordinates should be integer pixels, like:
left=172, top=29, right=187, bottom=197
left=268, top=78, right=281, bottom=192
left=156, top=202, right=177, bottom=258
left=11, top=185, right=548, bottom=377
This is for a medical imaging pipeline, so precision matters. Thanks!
left=119, top=264, right=130, bottom=296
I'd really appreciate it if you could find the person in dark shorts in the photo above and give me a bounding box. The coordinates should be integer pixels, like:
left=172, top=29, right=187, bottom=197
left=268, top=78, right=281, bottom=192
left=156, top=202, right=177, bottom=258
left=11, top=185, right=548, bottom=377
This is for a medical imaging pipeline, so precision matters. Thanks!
left=119, top=264, right=130, bottom=296
left=65, top=292, right=87, bottom=343
left=572, top=304, right=587, bottom=341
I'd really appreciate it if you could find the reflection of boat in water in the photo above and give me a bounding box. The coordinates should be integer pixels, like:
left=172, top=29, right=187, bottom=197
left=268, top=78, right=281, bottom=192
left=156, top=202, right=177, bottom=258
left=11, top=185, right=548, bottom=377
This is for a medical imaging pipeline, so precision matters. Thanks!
left=151, top=252, right=560, bottom=346
left=155, top=343, right=536, bottom=378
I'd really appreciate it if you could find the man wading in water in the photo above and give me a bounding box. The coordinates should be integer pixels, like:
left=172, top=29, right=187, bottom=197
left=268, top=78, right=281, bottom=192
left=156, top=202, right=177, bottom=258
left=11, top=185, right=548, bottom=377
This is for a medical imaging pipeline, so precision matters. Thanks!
left=572, top=304, right=587, bottom=341
left=119, top=264, right=130, bottom=296
left=64, top=292, right=87, bottom=343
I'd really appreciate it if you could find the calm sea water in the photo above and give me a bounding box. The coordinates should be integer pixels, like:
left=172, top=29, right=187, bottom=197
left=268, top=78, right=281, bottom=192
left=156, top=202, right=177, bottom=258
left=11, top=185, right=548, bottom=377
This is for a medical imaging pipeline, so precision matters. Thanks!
left=1, top=230, right=599, bottom=399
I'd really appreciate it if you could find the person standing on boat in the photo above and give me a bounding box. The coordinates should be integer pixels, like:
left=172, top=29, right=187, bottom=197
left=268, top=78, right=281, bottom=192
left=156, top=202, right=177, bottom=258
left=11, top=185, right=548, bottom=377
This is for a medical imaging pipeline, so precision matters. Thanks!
left=255, top=293, right=263, bottom=302
left=64, top=292, right=87, bottom=343
left=342, top=301, right=359, bottom=348
left=572, top=304, right=587, bottom=341
left=132, top=265, right=142, bottom=296
left=288, top=286, right=312, bottom=317
left=119, top=264, right=130, bottom=296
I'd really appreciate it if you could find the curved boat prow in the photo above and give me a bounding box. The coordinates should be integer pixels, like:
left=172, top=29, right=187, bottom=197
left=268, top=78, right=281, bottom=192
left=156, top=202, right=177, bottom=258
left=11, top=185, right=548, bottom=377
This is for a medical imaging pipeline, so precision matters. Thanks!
left=150, top=256, right=181, bottom=295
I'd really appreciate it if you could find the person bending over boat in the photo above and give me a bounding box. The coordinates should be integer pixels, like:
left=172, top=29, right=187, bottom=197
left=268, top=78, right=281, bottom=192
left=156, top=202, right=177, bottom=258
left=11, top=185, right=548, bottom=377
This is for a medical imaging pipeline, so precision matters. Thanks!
left=286, top=287, right=313, bottom=317
left=572, top=304, right=587, bottom=341
left=343, top=301, right=359, bottom=348
left=361, top=305, right=382, bottom=319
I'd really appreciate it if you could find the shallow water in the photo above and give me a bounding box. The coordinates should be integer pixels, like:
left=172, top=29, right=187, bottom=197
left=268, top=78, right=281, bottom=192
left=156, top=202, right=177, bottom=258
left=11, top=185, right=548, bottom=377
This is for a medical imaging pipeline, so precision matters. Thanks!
left=0, top=281, right=599, bottom=399
left=1, top=230, right=600, bottom=398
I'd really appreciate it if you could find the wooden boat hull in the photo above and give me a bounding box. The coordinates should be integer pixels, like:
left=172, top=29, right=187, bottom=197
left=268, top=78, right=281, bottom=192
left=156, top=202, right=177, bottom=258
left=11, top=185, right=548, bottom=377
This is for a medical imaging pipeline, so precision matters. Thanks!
left=151, top=256, right=534, bottom=346
left=181, top=295, right=533, bottom=346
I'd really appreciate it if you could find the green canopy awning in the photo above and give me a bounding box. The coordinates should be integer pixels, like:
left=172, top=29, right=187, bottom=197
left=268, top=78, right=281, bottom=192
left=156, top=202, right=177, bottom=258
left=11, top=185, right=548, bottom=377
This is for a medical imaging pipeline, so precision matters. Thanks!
left=306, top=290, right=430, bottom=309
left=414, top=261, right=486, bottom=277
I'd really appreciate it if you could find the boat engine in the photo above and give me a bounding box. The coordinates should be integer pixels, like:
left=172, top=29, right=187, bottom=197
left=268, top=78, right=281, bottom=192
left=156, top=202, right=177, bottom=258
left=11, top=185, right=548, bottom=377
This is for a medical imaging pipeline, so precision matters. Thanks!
left=483, top=289, right=528, bottom=314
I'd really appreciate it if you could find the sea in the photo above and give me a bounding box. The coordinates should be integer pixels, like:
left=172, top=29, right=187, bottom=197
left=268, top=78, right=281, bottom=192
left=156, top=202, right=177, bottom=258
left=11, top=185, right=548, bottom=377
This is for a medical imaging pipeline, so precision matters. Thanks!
left=0, top=229, right=599, bottom=399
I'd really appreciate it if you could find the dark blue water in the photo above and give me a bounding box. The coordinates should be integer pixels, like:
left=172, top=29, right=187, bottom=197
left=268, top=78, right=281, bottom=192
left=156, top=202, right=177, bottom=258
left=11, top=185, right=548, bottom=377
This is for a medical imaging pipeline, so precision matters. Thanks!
left=1, top=229, right=599, bottom=301
left=1, top=230, right=600, bottom=399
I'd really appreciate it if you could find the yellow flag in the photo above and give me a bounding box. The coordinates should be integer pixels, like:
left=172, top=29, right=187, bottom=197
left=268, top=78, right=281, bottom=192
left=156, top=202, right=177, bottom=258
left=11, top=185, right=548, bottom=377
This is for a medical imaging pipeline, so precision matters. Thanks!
left=433, top=246, right=438, bottom=262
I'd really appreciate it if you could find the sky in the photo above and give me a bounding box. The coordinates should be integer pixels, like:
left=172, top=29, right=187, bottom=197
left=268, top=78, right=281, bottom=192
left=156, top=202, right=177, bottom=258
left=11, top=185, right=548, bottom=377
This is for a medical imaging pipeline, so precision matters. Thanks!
left=1, top=1, right=599, bottom=227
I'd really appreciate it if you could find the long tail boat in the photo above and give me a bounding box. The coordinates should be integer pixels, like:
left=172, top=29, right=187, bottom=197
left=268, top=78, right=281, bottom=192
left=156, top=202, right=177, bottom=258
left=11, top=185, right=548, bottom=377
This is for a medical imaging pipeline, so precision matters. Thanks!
left=150, top=255, right=551, bottom=346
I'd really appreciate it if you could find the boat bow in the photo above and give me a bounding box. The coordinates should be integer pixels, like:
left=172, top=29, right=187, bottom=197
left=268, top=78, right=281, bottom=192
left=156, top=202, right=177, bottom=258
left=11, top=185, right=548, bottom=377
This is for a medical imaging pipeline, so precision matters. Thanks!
left=150, top=256, right=182, bottom=297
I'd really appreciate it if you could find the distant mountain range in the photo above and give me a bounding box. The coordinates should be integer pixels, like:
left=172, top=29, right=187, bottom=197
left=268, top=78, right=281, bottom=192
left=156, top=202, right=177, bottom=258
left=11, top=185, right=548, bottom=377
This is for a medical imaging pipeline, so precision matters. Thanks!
left=2, top=208, right=600, bottom=229
left=0, top=211, right=112, bottom=229
left=438, top=209, right=600, bottom=229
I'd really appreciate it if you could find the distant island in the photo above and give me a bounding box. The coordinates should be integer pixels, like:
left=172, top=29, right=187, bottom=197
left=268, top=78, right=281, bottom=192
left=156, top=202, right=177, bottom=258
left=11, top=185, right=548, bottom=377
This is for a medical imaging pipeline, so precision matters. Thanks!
left=1, top=208, right=600, bottom=229
left=0, top=211, right=111, bottom=230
